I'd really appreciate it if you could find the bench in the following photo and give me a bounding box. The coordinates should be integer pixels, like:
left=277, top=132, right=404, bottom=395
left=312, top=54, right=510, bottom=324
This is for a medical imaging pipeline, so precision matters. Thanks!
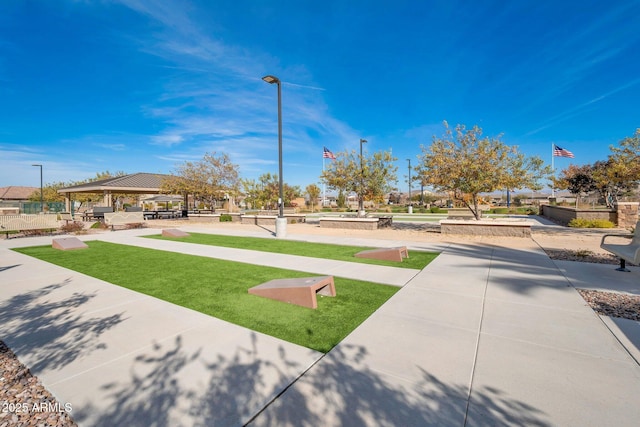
left=104, top=212, right=146, bottom=231
left=600, top=222, right=640, bottom=271
left=59, top=212, right=78, bottom=225
left=83, top=206, right=114, bottom=221
left=0, top=214, right=60, bottom=238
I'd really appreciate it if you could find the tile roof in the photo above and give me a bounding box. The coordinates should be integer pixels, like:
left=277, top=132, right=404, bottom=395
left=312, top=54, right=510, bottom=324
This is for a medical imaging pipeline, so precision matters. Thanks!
left=0, top=186, right=39, bottom=200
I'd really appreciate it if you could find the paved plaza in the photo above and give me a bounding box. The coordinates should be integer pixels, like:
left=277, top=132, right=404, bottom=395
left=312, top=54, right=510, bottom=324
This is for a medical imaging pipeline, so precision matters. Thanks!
left=1, top=221, right=639, bottom=426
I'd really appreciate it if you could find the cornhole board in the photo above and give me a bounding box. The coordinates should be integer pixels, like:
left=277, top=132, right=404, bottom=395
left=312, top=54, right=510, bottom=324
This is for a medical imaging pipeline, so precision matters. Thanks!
left=248, top=276, right=336, bottom=309
left=355, top=246, right=408, bottom=262
left=52, top=237, right=88, bottom=251
left=162, top=228, right=190, bottom=238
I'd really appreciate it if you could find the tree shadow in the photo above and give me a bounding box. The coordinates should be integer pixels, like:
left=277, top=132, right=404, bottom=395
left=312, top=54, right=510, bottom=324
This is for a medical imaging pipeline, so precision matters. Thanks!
left=248, top=343, right=550, bottom=427
left=70, top=333, right=550, bottom=427
left=412, top=242, right=574, bottom=296
left=73, top=332, right=316, bottom=427
left=0, top=279, right=125, bottom=374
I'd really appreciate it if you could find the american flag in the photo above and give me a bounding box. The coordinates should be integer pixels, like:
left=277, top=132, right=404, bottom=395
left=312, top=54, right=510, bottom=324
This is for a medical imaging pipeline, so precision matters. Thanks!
left=553, top=145, right=574, bottom=158
left=323, top=147, right=336, bottom=160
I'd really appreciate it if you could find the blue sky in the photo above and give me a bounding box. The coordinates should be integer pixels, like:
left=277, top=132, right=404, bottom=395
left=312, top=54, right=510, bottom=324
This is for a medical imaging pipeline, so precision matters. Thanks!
left=1, top=0, right=639, bottom=194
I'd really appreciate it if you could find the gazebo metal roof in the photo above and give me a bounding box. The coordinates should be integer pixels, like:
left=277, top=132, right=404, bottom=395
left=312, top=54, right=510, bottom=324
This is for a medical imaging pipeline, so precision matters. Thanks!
left=58, top=173, right=170, bottom=194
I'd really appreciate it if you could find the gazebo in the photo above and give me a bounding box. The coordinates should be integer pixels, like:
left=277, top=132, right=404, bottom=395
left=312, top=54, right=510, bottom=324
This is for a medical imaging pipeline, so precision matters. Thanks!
left=57, top=173, right=179, bottom=212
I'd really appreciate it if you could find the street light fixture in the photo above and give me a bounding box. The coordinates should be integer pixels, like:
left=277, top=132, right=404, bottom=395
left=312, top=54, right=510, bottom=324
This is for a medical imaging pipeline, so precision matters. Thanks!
left=262, top=74, right=286, bottom=237
left=359, top=138, right=367, bottom=217
left=407, top=159, right=412, bottom=213
left=32, top=164, right=43, bottom=213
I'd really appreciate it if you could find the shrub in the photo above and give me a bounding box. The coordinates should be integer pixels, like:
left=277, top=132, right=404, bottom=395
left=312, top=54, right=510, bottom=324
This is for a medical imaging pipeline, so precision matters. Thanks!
left=220, top=214, right=232, bottom=222
left=568, top=218, right=615, bottom=228
left=60, top=222, right=85, bottom=234
left=430, top=206, right=445, bottom=213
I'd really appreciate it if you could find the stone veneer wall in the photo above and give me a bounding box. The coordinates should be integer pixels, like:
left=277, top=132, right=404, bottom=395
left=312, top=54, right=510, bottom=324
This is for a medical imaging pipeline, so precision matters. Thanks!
left=319, top=218, right=379, bottom=230
left=541, top=203, right=639, bottom=227
left=614, top=202, right=639, bottom=228
left=440, top=220, right=532, bottom=237
left=540, top=205, right=617, bottom=226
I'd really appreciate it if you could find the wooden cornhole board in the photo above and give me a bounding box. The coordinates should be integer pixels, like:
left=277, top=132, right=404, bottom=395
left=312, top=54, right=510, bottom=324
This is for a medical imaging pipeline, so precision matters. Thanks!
left=355, top=246, right=409, bottom=262
left=248, top=276, right=336, bottom=309
left=52, top=237, right=88, bottom=251
left=162, top=228, right=190, bottom=237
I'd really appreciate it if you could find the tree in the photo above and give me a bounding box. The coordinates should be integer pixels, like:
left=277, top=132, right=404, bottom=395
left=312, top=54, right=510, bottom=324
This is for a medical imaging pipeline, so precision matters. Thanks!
left=305, top=183, right=321, bottom=212
left=161, top=152, right=239, bottom=209
left=556, top=164, right=596, bottom=207
left=594, top=129, right=640, bottom=206
left=240, top=178, right=260, bottom=210
left=29, top=181, right=66, bottom=203
left=320, top=149, right=397, bottom=215
left=417, top=122, right=550, bottom=219
left=239, top=174, right=300, bottom=210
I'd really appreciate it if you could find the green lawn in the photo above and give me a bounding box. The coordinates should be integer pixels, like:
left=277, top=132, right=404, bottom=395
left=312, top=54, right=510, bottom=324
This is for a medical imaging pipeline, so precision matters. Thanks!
left=146, top=232, right=438, bottom=269
left=14, top=241, right=400, bottom=353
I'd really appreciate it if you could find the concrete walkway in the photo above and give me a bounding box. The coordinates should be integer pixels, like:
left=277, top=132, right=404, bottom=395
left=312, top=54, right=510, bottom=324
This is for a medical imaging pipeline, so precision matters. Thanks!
left=1, top=226, right=639, bottom=426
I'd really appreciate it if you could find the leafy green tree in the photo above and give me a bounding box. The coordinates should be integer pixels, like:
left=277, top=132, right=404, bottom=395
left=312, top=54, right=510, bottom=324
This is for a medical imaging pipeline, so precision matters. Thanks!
left=239, top=174, right=299, bottom=210
left=417, top=122, right=550, bottom=219
left=321, top=149, right=397, bottom=215
left=305, top=183, right=321, bottom=211
left=240, top=178, right=260, bottom=210
left=336, top=190, right=346, bottom=208
left=284, top=184, right=302, bottom=207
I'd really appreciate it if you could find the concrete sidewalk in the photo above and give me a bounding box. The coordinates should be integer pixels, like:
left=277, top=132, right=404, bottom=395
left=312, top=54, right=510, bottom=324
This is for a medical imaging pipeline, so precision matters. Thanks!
left=1, top=226, right=640, bottom=426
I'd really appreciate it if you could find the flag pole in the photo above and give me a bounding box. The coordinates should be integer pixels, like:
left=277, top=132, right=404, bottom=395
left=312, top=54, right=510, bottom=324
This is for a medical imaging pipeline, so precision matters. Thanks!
left=322, top=154, right=326, bottom=208
left=551, top=142, right=555, bottom=198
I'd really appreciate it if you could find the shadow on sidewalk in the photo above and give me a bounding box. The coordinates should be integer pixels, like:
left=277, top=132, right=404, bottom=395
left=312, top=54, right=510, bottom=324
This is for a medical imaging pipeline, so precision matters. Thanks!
left=0, top=279, right=126, bottom=374
left=71, top=334, right=549, bottom=426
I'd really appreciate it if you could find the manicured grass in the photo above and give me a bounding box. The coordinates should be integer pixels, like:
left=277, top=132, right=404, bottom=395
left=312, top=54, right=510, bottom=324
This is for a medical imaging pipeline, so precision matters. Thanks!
left=14, top=241, right=399, bottom=353
left=147, top=232, right=438, bottom=269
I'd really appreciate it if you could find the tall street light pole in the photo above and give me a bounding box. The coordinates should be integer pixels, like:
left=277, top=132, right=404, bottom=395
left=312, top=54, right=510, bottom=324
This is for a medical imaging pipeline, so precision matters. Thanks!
left=262, top=75, right=286, bottom=238
left=359, top=138, right=367, bottom=217
left=32, top=164, right=43, bottom=213
left=407, top=159, right=413, bottom=214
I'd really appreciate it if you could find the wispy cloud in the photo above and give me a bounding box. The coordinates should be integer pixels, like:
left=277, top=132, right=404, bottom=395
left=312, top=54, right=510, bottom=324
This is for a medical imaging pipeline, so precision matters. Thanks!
left=151, top=134, right=184, bottom=147
left=112, top=0, right=358, bottom=182
left=94, top=143, right=127, bottom=151
left=0, top=144, right=97, bottom=185
left=525, top=77, right=640, bottom=136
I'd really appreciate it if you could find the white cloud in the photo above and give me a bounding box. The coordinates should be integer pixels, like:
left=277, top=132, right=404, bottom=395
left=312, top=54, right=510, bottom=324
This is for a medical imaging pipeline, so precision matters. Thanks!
left=109, top=0, right=360, bottom=186
left=151, top=133, right=184, bottom=147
